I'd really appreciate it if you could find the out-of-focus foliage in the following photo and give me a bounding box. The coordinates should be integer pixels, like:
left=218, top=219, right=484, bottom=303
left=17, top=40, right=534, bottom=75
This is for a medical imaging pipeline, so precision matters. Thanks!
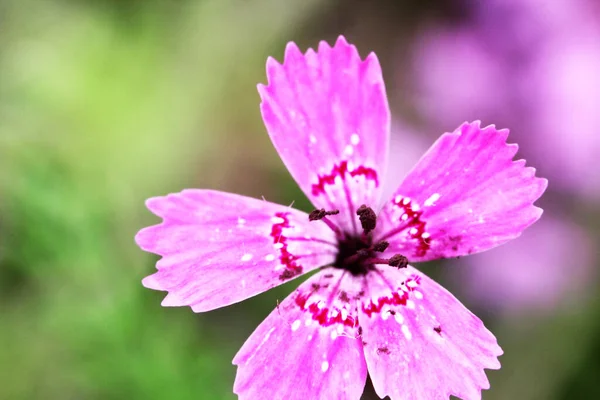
left=0, top=0, right=324, bottom=398
left=0, top=1, right=598, bottom=399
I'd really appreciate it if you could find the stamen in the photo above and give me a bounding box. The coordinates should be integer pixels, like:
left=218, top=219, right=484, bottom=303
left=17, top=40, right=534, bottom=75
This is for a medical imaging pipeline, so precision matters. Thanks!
left=308, top=208, right=342, bottom=237
left=309, top=208, right=340, bottom=221
left=372, top=241, right=389, bottom=252
left=356, top=204, right=377, bottom=234
left=320, top=217, right=342, bottom=237
left=365, top=254, right=408, bottom=269
left=388, top=254, right=408, bottom=269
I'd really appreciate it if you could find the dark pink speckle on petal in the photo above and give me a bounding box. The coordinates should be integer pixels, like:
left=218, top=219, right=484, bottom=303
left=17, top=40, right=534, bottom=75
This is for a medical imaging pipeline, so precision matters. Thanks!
left=295, top=288, right=359, bottom=328
left=361, top=275, right=421, bottom=317
left=270, top=212, right=303, bottom=280
left=311, top=160, right=379, bottom=196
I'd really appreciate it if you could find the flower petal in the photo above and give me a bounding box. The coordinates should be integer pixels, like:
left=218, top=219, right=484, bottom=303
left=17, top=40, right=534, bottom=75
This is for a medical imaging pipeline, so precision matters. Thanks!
left=233, top=269, right=367, bottom=400
left=135, top=190, right=337, bottom=312
left=375, top=121, right=547, bottom=261
left=359, top=266, right=502, bottom=400
left=259, top=36, right=390, bottom=234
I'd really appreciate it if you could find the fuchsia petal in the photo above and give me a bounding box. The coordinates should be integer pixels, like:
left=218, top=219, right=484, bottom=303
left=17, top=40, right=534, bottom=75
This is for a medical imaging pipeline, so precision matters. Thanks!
left=259, top=36, right=390, bottom=234
left=359, top=266, right=502, bottom=400
left=233, top=269, right=367, bottom=400
left=135, top=190, right=337, bottom=312
left=375, top=121, right=547, bottom=262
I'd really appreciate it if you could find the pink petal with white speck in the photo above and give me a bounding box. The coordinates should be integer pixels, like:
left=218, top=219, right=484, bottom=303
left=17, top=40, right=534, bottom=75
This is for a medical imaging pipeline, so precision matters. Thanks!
left=359, top=266, right=502, bottom=400
left=233, top=269, right=367, bottom=400
left=376, top=121, right=547, bottom=261
left=136, top=190, right=337, bottom=312
left=259, top=35, right=390, bottom=234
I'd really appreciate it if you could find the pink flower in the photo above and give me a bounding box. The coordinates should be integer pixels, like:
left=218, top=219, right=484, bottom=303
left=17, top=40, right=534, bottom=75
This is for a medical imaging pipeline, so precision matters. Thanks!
left=135, top=37, right=547, bottom=400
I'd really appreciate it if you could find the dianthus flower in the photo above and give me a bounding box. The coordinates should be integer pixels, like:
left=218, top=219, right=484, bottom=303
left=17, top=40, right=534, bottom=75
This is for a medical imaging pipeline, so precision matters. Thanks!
left=135, top=36, right=547, bottom=400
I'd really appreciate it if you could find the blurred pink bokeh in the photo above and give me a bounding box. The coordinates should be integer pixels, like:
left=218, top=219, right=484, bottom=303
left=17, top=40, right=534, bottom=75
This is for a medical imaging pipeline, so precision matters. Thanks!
left=387, top=0, right=599, bottom=315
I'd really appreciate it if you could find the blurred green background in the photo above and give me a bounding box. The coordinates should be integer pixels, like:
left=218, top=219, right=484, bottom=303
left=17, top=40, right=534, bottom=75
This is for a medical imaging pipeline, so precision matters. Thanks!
left=1, top=1, right=599, bottom=399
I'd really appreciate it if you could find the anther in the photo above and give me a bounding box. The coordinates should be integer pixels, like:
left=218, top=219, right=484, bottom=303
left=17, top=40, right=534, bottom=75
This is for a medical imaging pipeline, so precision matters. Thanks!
left=366, top=254, right=408, bottom=268
left=356, top=204, right=377, bottom=234
left=388, top=254, right=408, bottom=269
left=309, top=208, right=340, bottom=221
left=372, top=241, right=389, bottom=253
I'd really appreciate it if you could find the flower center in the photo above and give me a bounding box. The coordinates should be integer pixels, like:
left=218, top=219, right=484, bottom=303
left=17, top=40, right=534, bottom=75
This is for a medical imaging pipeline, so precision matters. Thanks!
left=309, top=204, right=409, bottom=276
left=334, top=235, right=377, bottom=276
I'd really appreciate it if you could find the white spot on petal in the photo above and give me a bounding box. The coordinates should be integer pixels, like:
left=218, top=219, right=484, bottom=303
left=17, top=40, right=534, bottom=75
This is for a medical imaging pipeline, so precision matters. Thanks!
left=265, top=254, right=275, bottom=262
left=271, top=216, right=285, bottom=224
left=394, top=313, right=405, bottom=324
left=350, top=133, right=360, bottom=145
left=321, top=361, right=329, bottom=372
left=424, top=193, right=441, bottom=207
left=309, top=134, right=317, bottom=144
left=344, top=145, right=354, bottom=156
left=341, top=308, right=348, bottom=321
left=381, top=308, right=391, bottom=321
left=291, top=319, right=301, bottom=331
left=407, top=300, right=415, bottom=310
left=237, top=217, right=246, bottom=225
left=414, top=291, right=423, bottom=300
left=274, top=243, right=284, bottom=249
left=402, top=324, right=412, bottom=340
left=241, top=253, right=253, bottom=262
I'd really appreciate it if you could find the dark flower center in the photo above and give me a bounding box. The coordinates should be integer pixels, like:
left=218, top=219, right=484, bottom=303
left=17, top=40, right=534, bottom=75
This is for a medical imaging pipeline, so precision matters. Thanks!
left=309, top=204, right=409, bottom=276
left=334, top=234, right=376, bottom=276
